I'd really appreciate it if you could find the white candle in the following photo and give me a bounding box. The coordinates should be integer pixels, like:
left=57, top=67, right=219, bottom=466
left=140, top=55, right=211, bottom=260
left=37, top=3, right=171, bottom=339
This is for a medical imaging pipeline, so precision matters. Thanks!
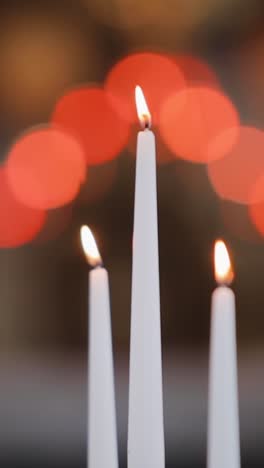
left=207, top=240, right=240, bottom=468
left=128, top=87, right=165, bottom=468
left=80, top=226, right=118, bottom=468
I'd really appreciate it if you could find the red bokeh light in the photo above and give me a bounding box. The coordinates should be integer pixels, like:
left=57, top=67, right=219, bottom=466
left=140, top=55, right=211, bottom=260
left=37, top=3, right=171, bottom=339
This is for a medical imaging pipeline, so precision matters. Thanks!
left=6, top=126, right=86, bottom=210
left=105, top=52, right=185, bottom=125
left=249, top=172, right=264, bottom=204
left=160, top=87, right=239, bottom=163
left=52, top=86, right=130, bottom=165
left=207, top=127, right=264, bottom=204
left=0, top=167, right=46, bottom=248
left=173, top=55, right=220, bottom=88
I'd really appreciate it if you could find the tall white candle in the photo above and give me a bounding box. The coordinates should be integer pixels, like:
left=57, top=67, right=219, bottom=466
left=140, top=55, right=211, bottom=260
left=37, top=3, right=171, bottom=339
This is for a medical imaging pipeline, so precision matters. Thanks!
left=128, top=87, right=165, bottom=468
left=207, top=240, right=240, bottom=468
left=80, top=226, right=118, bottom=468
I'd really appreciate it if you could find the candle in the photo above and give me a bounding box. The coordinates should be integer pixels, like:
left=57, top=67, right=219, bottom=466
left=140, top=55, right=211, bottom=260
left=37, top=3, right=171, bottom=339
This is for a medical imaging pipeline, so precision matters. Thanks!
left=128, top=87, right=165, bottom=468
left=80, top=226, right=118, bottom=468
left=207, top=240, right=240, bottom=468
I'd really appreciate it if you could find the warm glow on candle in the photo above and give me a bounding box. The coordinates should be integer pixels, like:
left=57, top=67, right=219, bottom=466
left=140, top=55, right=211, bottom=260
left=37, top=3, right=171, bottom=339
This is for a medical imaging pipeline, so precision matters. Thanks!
left=80, top=225, right=102, bottom=267
left=214, top=239, right=234, bottom=285
left=135, top=86, right=151, bottom=129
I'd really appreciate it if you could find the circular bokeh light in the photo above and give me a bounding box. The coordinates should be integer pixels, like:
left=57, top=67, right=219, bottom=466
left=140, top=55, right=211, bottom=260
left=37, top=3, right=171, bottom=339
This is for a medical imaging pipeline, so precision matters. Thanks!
left=6, top=126, right=86, bottom=210
left=0, top=167, right=46, bottom=247
left=105, top=52, right=185, bottom=125
left=160, top=86, right=239, bottom=163
left=52, top=86, right=130, bottom=165
left=207, top=126, right=264, bottom=204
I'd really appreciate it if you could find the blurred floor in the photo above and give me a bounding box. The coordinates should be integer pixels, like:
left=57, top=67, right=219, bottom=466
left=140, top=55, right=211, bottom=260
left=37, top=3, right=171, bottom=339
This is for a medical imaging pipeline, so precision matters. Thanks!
left=0, top=351, right=263, bottom=467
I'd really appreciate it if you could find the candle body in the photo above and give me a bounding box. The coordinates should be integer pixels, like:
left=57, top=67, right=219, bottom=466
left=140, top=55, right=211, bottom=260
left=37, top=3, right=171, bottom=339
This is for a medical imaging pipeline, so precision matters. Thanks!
left=128, top=130, right=165, bottom=468
left=88, top=267, right=118, bottom=468
left=207, top=286, right=240, bottom=468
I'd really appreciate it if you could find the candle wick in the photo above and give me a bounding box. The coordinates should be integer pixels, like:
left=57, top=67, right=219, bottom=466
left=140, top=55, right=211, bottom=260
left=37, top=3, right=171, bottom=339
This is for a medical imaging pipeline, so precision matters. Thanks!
left=140, top=114, right=151, bottom=130
left=92, top=261, right=104, bottom=270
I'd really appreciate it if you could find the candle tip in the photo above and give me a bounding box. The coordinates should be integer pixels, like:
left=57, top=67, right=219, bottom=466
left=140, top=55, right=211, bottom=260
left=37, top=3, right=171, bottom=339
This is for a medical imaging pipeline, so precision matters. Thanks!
left=135, top=85, right=151, bottom=129
left=80, top=225, right=102, bottom=267
left=214, top=239, right=234, bottom=285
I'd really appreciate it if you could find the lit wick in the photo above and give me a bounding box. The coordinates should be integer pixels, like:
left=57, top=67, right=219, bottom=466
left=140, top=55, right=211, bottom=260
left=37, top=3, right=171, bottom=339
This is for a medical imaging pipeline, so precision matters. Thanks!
left=80, top=225, right=103, bottom=268
left=135, top=85, right=152, bottom=130
left=214, top=239, right=234, bottom=286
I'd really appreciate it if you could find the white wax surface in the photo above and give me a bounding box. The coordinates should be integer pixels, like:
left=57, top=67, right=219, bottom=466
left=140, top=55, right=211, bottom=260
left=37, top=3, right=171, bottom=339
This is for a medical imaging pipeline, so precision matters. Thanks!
left=88, top=267, right=118, bottom=468
left=207, top=286, right=240, bottom=468
left=128, top=130, right=165, bottom=468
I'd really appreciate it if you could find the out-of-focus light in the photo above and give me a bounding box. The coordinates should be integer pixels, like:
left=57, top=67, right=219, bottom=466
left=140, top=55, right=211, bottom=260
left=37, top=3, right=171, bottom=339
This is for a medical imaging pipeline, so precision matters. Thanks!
left=135, top=86, right=151, bottom=129
left=173, top=55, right=220, bottom=88
left=160, top=87, right=239, bottom=163
left=52, top=87, right=130, bottom=165
left=105, top=52, right=185, bottom=125
left=249, top=172, right=264, bottom=204
left=80, top=225, right=102, bottom=267
left=77, top=159, right=118, bottom=204
left=207, top=127, right=264, bottom=204
left=214, top=239, right=234, bottom=285
left=220, top=200, right=261, bottom=243
left=6, top=126, right=86, bottom=210
left=0, top=167, right=46, bottom=248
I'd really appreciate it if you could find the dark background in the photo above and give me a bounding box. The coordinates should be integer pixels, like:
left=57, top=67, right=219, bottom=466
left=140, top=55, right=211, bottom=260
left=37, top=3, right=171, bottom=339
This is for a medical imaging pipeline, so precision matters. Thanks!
left=0, top=0, right=264, bottom=467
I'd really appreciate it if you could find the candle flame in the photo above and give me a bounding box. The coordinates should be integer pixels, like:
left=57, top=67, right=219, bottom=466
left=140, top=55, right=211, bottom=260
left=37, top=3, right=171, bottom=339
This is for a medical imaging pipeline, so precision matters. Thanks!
left=135, top=85, right=151, bottom=129
left=80, top=225, right=102, bottom=267
left=214, top=239, right=234, bottom=285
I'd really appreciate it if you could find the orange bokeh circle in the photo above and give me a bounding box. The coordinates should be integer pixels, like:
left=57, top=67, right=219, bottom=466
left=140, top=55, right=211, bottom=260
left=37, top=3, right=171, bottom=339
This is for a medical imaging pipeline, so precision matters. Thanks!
left=105, top=52, right=185, bottom=125
left=0, top=167, right=46, bottom=247
left=160, top=86, right=239, bottom=163
left=6, top=126, right=86, bottom=210
left=208, top=126, right=264, bottom=204
left=52, top=86, right=130, bottom=165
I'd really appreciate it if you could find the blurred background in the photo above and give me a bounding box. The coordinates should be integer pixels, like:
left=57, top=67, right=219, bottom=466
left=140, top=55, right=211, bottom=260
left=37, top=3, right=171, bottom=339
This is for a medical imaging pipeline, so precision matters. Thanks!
left=0, top=0, right=264, bottom=467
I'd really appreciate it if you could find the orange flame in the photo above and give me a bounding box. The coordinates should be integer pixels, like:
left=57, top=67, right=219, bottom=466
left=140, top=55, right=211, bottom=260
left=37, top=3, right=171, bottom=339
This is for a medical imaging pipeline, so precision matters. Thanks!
left=80, top=225, right=102, bottom=267
left=214, top=239, right=234, bottom=285
left=135, top=85, right=151, bottom=129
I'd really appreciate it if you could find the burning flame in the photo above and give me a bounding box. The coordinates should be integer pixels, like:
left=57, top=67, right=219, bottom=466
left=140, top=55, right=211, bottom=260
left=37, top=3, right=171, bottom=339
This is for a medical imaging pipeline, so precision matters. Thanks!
left=80, top=225, right=102, bottom=267
left=135, top=85, right=151, bottom=129
left=214, top=239, right=234, bottom=285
